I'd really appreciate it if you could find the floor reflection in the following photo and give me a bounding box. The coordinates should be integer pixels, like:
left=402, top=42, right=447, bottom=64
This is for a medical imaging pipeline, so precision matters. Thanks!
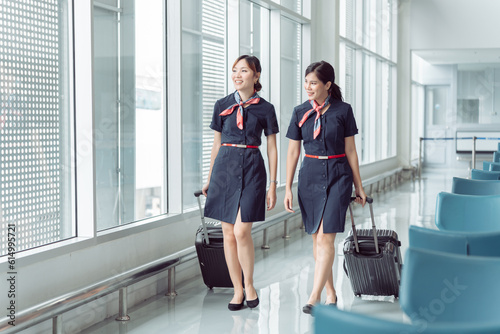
left=80, top=168, right=465, bottom=334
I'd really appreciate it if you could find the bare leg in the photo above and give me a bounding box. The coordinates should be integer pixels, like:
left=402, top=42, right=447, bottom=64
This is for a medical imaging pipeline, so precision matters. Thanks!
left=233, top=209, right=257, bottom=301
left=312, top=232, right=337, bottom=304
left=308, top=221, right=337, bottom=305
left=222, top=220, right=244, bottom=304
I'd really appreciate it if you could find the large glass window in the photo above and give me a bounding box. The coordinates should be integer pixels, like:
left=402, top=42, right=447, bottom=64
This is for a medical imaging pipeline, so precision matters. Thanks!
left=362, top=54, right=376, bottom=162
left=381, top=0, right=392, bottom=60
left=280, top=16, right=302, bottom=183
left=1, top=0, right=311, bottom=255
left=362, top=0, right=394, bottom=58
left=93, top=1, right=167, bottom=230
left=0, top=0, right=74, bottom=255
left=239, top=1, right=270, bottom=99
left=339, top=0, right=354, bottom=41
left=380, top=61, right=390, bottom=158
left=182, top=0, right=226, bottom=210
left=339, top=42, right=355, bottom=105
left=240, top=1, right=271, bottom=177
left=339, top=0, right=397, bottom=164
left=280, top=0, right=302, bottom=15
left=184, top=0, right=307, bottom=208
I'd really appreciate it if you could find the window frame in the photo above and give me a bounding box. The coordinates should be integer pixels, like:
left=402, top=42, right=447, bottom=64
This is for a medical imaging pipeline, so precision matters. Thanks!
left=3, top=0, right=312, bottom=261
left=339, top=0, right=398, bottom=165
left=0, top=0, right=77, bottom=257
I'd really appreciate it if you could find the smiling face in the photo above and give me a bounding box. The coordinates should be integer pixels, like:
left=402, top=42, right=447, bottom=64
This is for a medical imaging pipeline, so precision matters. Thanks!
left=304, top=71, right=331, bottom=104
left=232, top=59, right=260, bottom=93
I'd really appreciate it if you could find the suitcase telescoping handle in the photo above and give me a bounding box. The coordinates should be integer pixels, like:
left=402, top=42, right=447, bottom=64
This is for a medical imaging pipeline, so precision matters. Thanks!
left=194, top=190, right=210, bottom=245
left=349, top=196, right=379, bottom=254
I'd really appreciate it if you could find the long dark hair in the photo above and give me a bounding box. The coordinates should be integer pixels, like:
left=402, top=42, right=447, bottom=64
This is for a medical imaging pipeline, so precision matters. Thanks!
left=233, top=55, right=262, bottom=92
left=305, top=61, right=343, bottom=101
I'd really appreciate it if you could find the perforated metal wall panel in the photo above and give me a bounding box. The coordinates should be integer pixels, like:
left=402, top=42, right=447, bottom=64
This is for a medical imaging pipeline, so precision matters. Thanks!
left=294, top=23, right=301, bottom=104
left=0, top=0, right=69, bottom=255
left=345, top=0, right=354, bottom=41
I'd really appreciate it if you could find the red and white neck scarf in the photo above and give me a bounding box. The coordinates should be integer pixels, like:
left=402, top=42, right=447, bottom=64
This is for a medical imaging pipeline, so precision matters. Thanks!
left=219, top=90, right=260, bottom=130
left=298, top=96, right=330, bottom=139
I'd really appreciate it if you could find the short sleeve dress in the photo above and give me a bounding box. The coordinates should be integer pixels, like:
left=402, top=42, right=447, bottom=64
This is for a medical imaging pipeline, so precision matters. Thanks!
left=204, top=92, right=279, bottom=224
left=286, top=99, right=358, bottom=234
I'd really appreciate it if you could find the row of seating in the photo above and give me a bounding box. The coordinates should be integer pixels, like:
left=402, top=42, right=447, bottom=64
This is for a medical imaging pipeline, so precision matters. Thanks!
left=315, top=145, right=500, bottom=333
left=316, top=246, right=500, bottom=333
left=482, top=143, right=500, bottom=172
left=470, top=168, right=500, bottom=180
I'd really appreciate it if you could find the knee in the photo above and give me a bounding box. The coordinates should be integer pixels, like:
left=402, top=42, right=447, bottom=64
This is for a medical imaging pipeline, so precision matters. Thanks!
left=233, top=228, right=252, bottom=244
left=316, top=235, right=335, bottom=253
left=222, top=225, right=236, bottom=243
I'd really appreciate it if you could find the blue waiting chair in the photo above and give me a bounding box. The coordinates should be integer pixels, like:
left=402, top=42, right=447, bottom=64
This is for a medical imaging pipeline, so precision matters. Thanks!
left=314, top=304, right=500, bottom=334
left=435, top=192, right=500, bottom=232
left=409, top=225, right=500, bottom=257
left=471, top=169, right=500, bottom=180
left=400, top=248, right=500, bottom=325
left=409, top=225, right=467, bottom=255
left=494, top=151, right=500, bottom=163
left=451, top=177, right=500, bottom=195
left=483, top=161, right=500, bottom=171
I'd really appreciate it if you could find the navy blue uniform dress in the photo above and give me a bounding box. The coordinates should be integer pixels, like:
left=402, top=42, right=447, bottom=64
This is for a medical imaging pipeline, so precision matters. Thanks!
left=204, top=93, right=279, bottom=224
left=286, top=99, right=358, bottom=234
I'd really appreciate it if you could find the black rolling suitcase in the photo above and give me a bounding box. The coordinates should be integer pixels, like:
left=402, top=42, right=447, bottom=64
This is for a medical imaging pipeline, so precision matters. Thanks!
left=343, top=197, right=403, bottom=298
left=194, top=190, right=233, bottom=289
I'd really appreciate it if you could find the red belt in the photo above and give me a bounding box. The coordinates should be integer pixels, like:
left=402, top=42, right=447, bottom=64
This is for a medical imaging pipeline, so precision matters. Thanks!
left=305, top=153, right=346, bottom=160
left=222, top=143, right=259, bottom=148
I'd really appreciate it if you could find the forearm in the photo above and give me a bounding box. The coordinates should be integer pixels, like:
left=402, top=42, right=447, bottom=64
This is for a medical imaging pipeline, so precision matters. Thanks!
left=285, top=140, right=301, bottom=191
left=344, top=136, right=363, bottom=189
left=267, top=145, right=278, bottom=183
left=346, top=150, right=363, bottom=189
left=266, top=134, right=278, bottom=183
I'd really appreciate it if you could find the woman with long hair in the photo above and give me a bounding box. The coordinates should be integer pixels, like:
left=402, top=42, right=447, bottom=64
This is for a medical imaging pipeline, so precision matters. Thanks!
left=284, top=60, right=366, bottom=314
left=203, top=55, right=279, bottom=311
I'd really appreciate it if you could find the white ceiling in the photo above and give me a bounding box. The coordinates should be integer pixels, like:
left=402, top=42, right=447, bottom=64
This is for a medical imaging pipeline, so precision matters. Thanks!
left=412, top=49, right=500, bottom=68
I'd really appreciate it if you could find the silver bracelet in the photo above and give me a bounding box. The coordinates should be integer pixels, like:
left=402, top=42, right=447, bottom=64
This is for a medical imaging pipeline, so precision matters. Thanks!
left=270, top=180, right=278, bottom=185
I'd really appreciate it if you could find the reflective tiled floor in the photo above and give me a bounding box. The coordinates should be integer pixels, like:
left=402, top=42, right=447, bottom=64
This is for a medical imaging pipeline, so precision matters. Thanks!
left=82, top=168, right=469, bottom=334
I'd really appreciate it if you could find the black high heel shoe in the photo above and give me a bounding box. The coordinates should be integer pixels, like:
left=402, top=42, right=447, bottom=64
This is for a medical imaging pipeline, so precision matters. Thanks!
left=228, top=296, right=245, bottom=311
left=302, top=304, right=314, bottom=314
left=327, top=297, right=337, bottom=307
left=246, top=296, right=259, bottom=309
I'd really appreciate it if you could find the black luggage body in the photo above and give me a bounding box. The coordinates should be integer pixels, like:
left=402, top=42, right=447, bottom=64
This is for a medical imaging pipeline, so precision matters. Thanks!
left=194, top=191, right=233, bottom=289
left=343, top=197, right=403, bottom=298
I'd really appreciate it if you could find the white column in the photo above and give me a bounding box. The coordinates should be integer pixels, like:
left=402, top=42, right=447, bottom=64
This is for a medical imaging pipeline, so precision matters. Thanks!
left=397, top=0, right=412, bottom=166
left=310, top=0, right=339, bottom=70
left=227, top=0, right=240, bottom=93
left=74, top=0, right=95, bottom=238
left=167, top=0, right=183, bottom=213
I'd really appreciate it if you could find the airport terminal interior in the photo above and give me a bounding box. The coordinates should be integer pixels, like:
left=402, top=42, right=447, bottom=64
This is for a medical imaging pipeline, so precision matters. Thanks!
left=1, top=0, right=500, bottom=333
